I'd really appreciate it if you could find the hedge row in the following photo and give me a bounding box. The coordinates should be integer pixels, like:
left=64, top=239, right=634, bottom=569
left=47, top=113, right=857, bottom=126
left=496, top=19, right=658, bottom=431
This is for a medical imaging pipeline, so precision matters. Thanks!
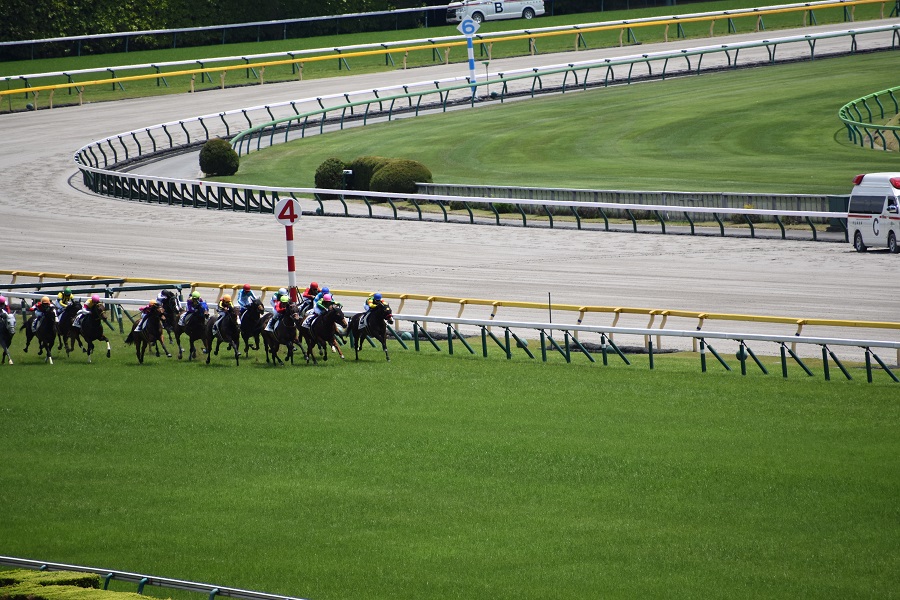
left=0, top=570, right=161, bottom=600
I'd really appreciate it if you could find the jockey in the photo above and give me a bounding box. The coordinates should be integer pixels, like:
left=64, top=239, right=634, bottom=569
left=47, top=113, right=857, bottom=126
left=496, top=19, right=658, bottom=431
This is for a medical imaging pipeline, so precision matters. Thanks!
left=213, top=294, right=233, bottom=334
left=235, top=284, right=257, bottom=315
left=55, top=287, right=75, bottom=312
left=313, top=287, right=330, bottom=305
left=267, top=293, right=291, bottom=331
left=364, top=293, right=383, bottom=312
left=302, top=282, right=320, bottom=301
left=0, top=295, right=10, bottom=315
left=30, top=296, right=56, bottom=332
left=314, top=293, right=334, bottom=316
left=135, top=300, right=159, bottom=332
left=156, top=289, right=181, bottom=311
left=270, top=287, right=288, bottom=310
left=74, top=294, right=102, bottom=328
left=180, top=291, right=208, bottom=326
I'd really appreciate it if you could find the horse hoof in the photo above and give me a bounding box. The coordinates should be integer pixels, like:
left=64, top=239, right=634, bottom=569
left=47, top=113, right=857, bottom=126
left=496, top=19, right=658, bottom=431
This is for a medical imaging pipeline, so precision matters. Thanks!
left=166, top=353, right=172, bottom=358
left=106, top=350, right=111, bottom=358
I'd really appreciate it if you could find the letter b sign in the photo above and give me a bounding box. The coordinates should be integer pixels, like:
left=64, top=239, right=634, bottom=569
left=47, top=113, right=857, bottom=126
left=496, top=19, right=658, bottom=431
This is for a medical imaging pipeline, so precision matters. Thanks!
left=495, top=2, right=504, bottom=13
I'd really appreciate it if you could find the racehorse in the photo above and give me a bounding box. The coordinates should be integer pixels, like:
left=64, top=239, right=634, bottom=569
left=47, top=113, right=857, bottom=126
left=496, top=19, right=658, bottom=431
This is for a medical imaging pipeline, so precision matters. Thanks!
left=174, top=309, right=209, bottom=360
left=0, top=310, right=15, bottom=365
left=158, top=291, right=181, bottom=342
left=22, top=305, right=58, bottom=364
left=204, top=305, right=241, bottom=366
left=347, top=301, right=394, bottom=362
left=124, top=305, right=171, bottom=363
left=300, top=304, right=348, bottom=365
left=238, top=298, right=266, bottom=357
left=69, top=302, right=111, bottom=363
left=57, top=301, right=82, bottom=355
left=262, top=303, right=300, bottom=366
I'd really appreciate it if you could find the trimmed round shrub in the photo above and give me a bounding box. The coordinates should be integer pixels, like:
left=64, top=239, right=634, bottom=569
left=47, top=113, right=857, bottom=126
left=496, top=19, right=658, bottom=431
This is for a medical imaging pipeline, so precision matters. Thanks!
left=348, top=155, right=391, bottom=191
left=199, top=138, right=239, bottom=176
left=314, top=157, right=347, bottom=191
left=369, top=159, right=432, bottom=195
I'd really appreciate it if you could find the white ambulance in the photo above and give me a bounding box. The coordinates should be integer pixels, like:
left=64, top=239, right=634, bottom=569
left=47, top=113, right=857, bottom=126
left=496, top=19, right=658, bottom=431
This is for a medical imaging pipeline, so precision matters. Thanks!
left=446, top=0, right=545, bottom=24
left=847, top=173, right=900, bottom=253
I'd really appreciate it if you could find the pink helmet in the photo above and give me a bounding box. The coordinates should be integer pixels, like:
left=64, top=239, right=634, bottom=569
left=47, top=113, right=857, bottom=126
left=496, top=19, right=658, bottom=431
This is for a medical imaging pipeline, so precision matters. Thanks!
left=91, top=294, right=100, bottom=303
left=0, top=295, right=6, bottom=304
left=323, top=294, right=333, bottom=302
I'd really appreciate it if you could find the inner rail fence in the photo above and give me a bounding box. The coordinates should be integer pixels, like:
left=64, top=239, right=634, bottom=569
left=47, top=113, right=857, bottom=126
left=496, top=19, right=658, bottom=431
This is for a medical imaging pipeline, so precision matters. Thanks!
left=4, top=270, right=898, bottom=363
left=839, top=83, right=900, bottom=150
left=70, top=27, right=898, bottom=242
left=3, top=0, right=896, bottom=108
left=392, top=313, right=900, bottom=383
left=0, top=556, right=308, bottom=600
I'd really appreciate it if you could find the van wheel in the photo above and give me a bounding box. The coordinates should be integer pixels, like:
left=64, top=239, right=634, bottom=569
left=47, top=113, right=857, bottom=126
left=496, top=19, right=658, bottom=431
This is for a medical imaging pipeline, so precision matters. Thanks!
left=889, top=231, right=899, bottom=254
left=854, top=231, right=867, bottom=252
left=523, top=7, right=535, bottom=18
left=471, top=11, right=484, bottom=23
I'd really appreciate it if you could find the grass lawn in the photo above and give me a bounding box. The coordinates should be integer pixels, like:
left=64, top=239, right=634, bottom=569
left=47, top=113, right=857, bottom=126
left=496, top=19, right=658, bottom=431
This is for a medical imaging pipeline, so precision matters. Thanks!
left=0, top=0, right=889, bottom=112
left=222, top=52, right=900, bottom=195
left=1, top=333, right=898, bottom=600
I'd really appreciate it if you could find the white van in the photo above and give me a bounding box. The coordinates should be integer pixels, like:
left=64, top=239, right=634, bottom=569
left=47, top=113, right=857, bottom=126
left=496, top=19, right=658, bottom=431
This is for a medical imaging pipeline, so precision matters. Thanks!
left=847, top=173, right=900, bottom=253
left=446, top=0, right=545, bottom=24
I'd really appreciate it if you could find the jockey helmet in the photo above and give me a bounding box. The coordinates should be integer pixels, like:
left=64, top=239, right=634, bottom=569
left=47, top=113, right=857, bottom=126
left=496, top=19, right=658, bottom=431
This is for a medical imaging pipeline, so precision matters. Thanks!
left=323, top=294, right=333, bottom=302
left=41, top=296, right=51, bottom=305
left=148, top=300, right=157, bottom=306
left=243, top=284, right=251, bottom=291
left=374, top=293, right=382, bottom=301
left=91, top=294, right=101, bottom=303
left=0, top=295, right=6, bottom=304
left=222, top=294, right=232, bottom=302
left=191, top=291, right=201, bottom=299
left=281, top=294, right=292, bottom=302
left=322, top=287, right=330, bottom=295
left=63, top=287, right=72, bottom=294
left=310, top=281, right=318, bottom=289
left=278, top=287, right=287, bottom=296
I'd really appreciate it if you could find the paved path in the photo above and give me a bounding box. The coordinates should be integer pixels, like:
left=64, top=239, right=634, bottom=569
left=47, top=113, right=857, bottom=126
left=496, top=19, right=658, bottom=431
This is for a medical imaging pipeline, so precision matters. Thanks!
left=0, top=20, right=898, bottom=356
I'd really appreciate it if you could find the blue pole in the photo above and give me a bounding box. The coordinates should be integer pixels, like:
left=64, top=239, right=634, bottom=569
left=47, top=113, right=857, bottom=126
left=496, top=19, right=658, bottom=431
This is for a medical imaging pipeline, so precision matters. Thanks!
left=466, top=35, right=477, bottom=97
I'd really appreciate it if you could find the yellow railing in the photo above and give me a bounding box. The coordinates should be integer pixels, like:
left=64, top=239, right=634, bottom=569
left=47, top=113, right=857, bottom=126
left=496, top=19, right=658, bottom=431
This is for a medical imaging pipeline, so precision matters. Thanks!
left=0, top=0, right=890, bottom=103
left=3, top=269, right=898, bottom=359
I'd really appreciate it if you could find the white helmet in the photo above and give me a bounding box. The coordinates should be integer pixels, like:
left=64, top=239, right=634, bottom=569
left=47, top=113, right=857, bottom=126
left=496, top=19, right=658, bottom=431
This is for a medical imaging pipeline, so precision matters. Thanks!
left=278, top=287, right=287, bottom=296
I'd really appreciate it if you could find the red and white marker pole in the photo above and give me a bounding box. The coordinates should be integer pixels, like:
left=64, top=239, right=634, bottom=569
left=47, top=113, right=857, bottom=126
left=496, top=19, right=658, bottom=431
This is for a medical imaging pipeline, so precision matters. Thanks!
left=274, top=197, right=302, bottom=302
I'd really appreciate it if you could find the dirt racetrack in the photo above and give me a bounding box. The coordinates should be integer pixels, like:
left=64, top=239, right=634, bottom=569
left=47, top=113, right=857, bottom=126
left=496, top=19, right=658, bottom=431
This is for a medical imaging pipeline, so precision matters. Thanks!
left=1, top=21, right=898, bottom=356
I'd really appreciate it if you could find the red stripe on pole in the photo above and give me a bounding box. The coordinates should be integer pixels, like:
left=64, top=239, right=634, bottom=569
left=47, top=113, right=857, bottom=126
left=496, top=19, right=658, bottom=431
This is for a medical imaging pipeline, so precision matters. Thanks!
left=285, top=225, right=294, bottom=241
left=287, top=256, right=295, bottom=270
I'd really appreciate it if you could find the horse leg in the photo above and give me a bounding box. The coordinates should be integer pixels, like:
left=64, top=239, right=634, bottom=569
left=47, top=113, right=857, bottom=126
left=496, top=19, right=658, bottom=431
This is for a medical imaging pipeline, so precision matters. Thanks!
left=157, top=337, right=172, bottom=358
left=104, top=337, right=111, bottom=359
left=86, top=341, right=93, bottom=363
left=333, top=337, right=345, bottom=359
left=176, top=333, right=184, bottom=360
left=214, top=337, right=221, bottom=356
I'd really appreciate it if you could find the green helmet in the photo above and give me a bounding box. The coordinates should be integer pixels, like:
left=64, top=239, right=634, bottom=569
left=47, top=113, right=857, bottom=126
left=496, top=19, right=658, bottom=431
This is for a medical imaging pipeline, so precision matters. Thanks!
left=64, top=287, right=72, bottom=294
left=281, top=294, right=292, bottom=302
left=191, top=291, right=201, bottom=299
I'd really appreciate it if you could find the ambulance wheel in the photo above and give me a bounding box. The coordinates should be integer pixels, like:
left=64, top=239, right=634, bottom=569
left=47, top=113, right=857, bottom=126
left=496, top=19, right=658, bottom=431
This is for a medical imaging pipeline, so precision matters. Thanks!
left=523, top=7, right=535, bottom=18
left=889, top=231, right=898, bottom=254
left=854, top=231, right=867, bottom=252
left=471, top=11, right=484, bottom=23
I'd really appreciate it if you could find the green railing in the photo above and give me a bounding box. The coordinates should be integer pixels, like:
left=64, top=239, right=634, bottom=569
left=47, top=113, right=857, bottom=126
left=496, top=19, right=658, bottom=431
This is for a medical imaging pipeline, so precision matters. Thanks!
left=839, top=84, right=900, bottom=150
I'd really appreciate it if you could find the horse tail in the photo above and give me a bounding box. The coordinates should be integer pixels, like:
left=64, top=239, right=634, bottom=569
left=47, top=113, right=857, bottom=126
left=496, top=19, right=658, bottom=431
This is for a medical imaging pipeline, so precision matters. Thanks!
left=124, top=330, right=135, bottom=345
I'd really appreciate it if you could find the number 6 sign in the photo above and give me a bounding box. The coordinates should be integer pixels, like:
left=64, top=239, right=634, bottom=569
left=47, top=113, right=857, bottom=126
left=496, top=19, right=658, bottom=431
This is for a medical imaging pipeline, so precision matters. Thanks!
left=274, top=197, right=301, bottom=301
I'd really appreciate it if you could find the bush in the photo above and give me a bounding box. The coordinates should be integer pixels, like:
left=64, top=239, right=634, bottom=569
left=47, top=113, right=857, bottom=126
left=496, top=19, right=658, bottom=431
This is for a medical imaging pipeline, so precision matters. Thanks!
left=731, top=203, right=761, bottom=224
left=198, top=138, right=239, bottom=176
left=348, top=156, right=391, bottom=191
left=314, top=157, right=347, bottom=191
left=369, top=159, right=432, bottom=195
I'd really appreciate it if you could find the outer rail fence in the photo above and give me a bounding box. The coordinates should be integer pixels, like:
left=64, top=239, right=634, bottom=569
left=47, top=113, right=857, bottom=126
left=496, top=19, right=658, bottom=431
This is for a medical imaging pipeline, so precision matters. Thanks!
left=839, top=84, right=900, bottom=150
left=0, top=556, right=308, bottom=600
left=2, top=0, right=896, bottom=107
left=4, top=270, right=899, bottom=363
left=392, top=313, right=900, bottom=383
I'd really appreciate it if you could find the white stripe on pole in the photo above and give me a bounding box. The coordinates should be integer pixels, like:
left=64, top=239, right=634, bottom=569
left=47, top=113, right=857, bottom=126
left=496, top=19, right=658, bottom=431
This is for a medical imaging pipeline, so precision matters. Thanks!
left=457, top=18, right=480, bottom=97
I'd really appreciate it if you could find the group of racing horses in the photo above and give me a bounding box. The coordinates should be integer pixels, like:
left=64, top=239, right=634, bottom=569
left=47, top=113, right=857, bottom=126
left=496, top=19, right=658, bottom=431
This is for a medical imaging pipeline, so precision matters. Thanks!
left=0, top=292, right=394, bottom=367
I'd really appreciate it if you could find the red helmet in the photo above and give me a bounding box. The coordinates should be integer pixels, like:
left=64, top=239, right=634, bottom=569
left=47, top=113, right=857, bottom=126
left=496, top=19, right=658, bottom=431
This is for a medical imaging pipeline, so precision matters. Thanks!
left=243, top=284, right=251, bottom=291
left=310, top=282, right=319, bottom=289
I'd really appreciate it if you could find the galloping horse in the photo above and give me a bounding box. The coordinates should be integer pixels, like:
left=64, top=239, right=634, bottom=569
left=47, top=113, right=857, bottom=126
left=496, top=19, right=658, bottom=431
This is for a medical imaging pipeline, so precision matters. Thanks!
left=262, top=303, right=300, bottom=366
left=238, top=298, right=266, bottom=357
left=70, top=302, right=111, bottom=363
left=158, top=291, right=181, bottom=342
left=124, top=305, right=171, bottom=363
left=57, top=301, right=82, bottom=355
left=347, top=301, right=394, bottom=361
left=1, top=310, right=15, bottom=365
left=204, top=305, right=241, bottom=366
left=300, top=304, right=348, bottom=365
left=22, top=305, right=57, bottom=363
left=174, top=309, right=209, bottom=360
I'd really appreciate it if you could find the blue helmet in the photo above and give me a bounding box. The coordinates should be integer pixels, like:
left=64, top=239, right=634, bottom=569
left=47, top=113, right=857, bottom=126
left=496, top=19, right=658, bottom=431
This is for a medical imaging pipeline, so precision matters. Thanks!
left=373, top=293, right=382, bottom=301
left=322, top=287, right=330, bottom=295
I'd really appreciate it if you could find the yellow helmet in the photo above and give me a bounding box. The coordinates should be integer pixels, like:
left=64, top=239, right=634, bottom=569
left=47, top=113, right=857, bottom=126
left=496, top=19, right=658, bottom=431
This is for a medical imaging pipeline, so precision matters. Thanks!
left=222, top=294, right=232, bottom=302
left=148, top=300, right=157, bottom=306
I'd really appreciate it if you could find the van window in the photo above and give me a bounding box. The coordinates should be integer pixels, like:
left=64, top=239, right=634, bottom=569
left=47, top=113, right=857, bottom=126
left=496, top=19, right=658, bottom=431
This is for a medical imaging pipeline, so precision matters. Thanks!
left=848, top=195, right=886, bottom=214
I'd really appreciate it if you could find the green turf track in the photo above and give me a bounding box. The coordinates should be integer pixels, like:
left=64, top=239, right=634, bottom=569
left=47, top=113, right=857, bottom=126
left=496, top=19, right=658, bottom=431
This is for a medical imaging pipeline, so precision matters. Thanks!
left=0, top=0, right=890, bottom=112
left=1, top=335, right=898, bottom=600
left=224, top=52, right=900, bottom=195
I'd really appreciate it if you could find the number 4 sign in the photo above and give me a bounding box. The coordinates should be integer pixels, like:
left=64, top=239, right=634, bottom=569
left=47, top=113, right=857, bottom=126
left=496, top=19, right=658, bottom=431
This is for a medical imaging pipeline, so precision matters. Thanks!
left=274, top=197, right=301, bottom=225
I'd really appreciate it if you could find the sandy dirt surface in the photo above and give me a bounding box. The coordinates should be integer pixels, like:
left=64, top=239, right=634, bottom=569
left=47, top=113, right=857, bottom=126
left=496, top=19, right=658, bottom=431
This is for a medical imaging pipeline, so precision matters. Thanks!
left=0, top=21, right=898, bottom=356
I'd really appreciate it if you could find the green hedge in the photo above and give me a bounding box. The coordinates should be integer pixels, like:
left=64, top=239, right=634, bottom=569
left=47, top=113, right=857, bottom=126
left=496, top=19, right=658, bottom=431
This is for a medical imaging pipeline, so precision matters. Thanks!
left=199, top=138, right=239, bottom=177
left=0, top=570, right=166, bottom=600
left=369, top=159, right=432, bottom=195
left=347, top=156, right=391, bottom=191
left=0, top=570, right=99, bottom=589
